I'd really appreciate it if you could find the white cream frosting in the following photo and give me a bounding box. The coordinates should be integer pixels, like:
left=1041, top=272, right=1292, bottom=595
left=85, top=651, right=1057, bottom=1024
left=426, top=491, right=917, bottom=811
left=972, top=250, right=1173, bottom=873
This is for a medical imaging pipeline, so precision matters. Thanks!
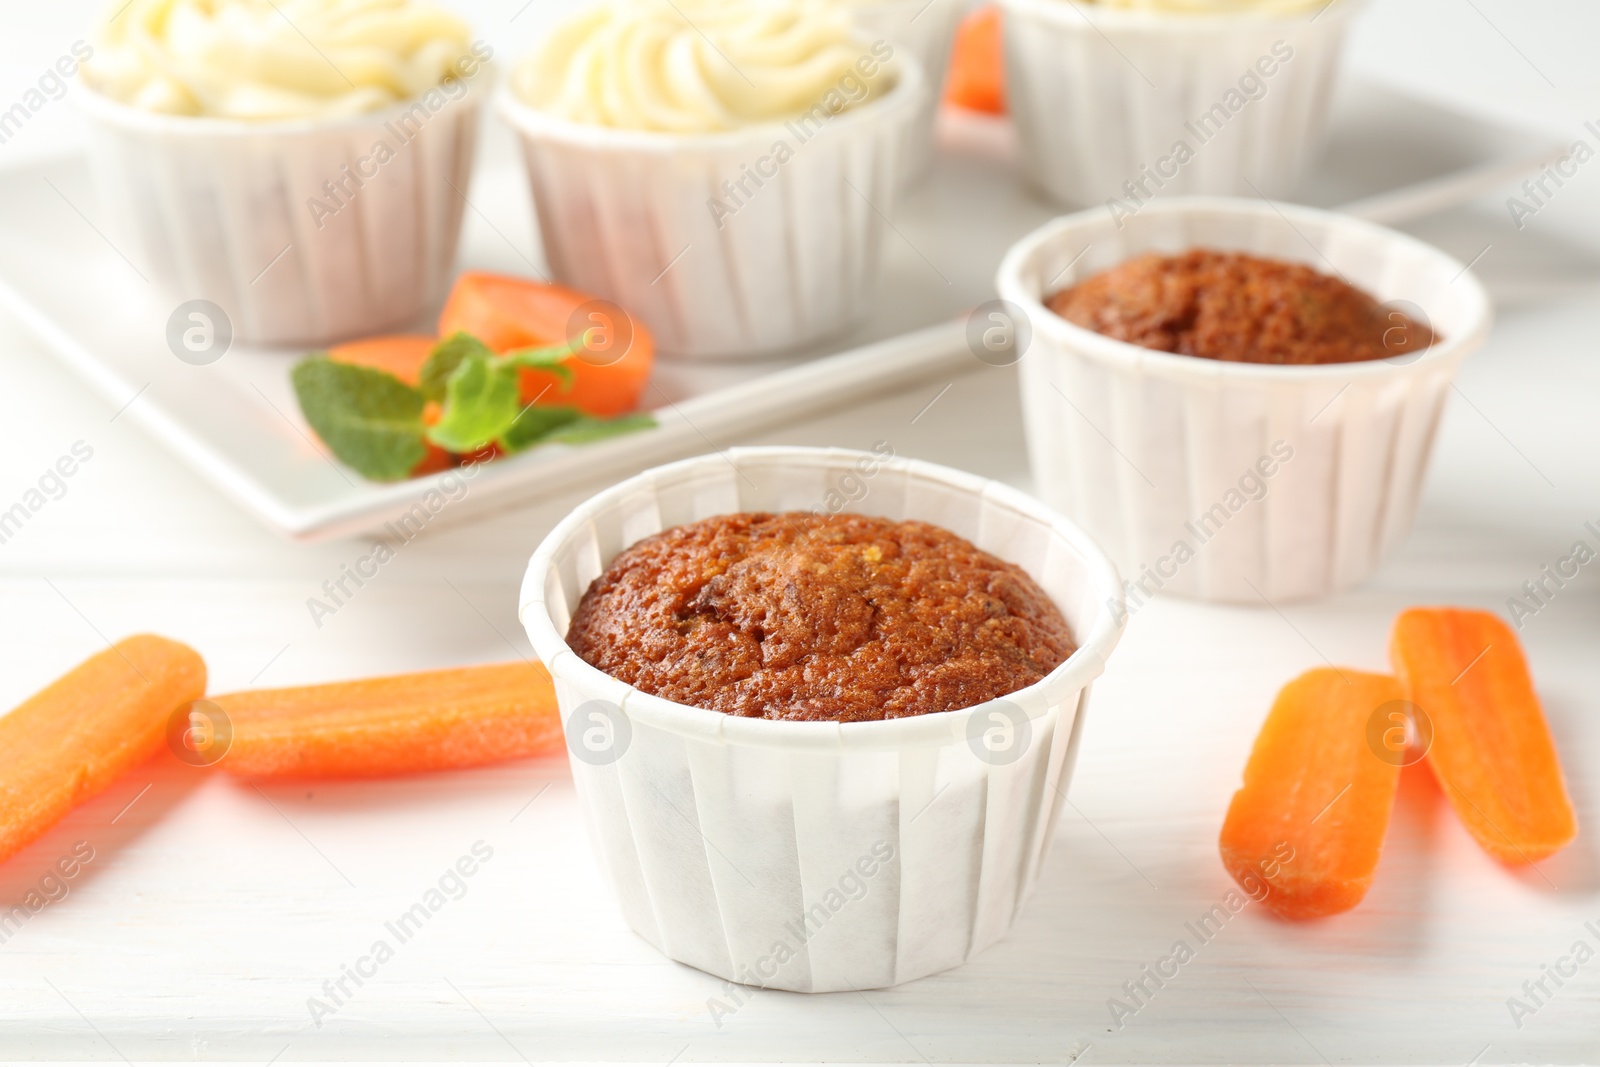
left=85, top=0, right=479, bottom=120
left=512, top=0, right=895, bottom=133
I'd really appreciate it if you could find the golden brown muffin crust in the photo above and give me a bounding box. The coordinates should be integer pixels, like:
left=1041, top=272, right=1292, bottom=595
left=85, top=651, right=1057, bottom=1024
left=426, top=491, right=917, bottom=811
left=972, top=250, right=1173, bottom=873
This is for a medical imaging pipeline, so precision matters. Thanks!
left=1045, top=249, right=1436, bottom=365
left=565, top=512, right=1077, bottom=722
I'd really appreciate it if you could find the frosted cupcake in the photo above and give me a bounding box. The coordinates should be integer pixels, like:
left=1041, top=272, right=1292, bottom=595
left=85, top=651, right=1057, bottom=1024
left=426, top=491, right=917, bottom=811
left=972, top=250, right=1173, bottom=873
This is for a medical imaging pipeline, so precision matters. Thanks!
left=998, top=0, right=1361, bottom=206
left=79, top=0, right=489, bottom=345
left=500, top=0, right=926, bottom=359
left=848, top=0, right=966, bottom=173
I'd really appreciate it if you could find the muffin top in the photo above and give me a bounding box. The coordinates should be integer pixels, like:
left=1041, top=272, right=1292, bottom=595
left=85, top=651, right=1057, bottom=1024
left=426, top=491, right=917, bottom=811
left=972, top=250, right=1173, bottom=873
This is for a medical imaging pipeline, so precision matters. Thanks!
left=565, top=512, right=1076, bottom=722
left=511, top=0, right=895, bottom=133
left=85, top=0, right=476, bottom=120
left=1045, top=250, right=1436, bottom=366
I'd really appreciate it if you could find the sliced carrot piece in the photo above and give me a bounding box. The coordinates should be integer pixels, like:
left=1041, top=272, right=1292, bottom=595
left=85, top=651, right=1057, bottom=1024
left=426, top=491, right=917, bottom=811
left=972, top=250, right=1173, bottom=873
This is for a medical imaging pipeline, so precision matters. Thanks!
left=438, top=272, right=654, bottom=418
left=1391, top=607, right=1576, bottom=864
left=213, top=662, right=562, bottom=778
left=1220, top=668, right=1403, bottom=919
left=326, top=335, right=436, bottom=387
left=0, top=635, right=206, bottom=865
left=945, top=4, right=1006, bottom=115
left=407, top=444, right=456, bottom=476
left=328, top=335, right=455, bottom=475
left=457, top=442, right=502, bottom=466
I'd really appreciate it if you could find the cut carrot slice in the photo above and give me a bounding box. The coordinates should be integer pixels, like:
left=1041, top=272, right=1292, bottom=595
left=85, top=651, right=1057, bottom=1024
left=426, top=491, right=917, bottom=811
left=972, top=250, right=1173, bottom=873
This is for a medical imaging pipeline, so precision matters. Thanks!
left=213, top=662, right=562, bottom=778
left=1219, top=668, right=1403, bottom=919
left=328, top=335, right=455, bottom=475
left=408, top=444, right=456, bottom=476
left=438, top=272, right=654, bottom=418
left=326, top=335, right=436, bottom=387
left=945, top=4, right=1006, bottom=115
left=0, top=635, right=206, bottom=865
left=1391, top=607, right=1576, bottom=864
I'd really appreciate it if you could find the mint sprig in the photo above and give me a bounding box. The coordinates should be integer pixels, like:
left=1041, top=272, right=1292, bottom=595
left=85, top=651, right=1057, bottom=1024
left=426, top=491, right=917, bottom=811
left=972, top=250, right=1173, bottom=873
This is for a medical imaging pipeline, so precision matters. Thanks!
left=500, top=405, right=583, bottom=451
left=418, top=331, right=494, bottom=402
left=420, top=331, right=577, bottom=403
left=498, top=407, right=658, bottom=450
left=420, top=331, right=581, bottom=449
left=291, top=331, right=653, bottom=482
left=291, top=359, right=427, bottom=481
left=426, top=353, right=523, bottom=453
left=545, top=412, right=658, bottom=444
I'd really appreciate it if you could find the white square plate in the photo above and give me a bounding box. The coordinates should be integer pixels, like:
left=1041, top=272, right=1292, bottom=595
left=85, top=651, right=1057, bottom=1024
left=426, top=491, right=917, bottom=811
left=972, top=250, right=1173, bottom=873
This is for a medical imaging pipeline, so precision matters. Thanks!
left=0, top=82, right=1560, bottom=541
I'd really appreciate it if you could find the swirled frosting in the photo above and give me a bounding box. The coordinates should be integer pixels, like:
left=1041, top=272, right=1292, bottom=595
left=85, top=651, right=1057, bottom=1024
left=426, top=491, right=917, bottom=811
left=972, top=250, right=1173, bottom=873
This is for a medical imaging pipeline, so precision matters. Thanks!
left=512, top=0, right=896, bottom=133
left=1080, top=0, right=1326, bottom=13
left=85, top=0, right=478, bottom=120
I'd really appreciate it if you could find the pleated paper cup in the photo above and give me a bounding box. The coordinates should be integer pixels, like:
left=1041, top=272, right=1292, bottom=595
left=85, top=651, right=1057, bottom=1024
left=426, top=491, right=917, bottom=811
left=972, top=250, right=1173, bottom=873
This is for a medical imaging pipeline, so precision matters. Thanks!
left=76, top=86, right=480, bottom=347
left=996, top=197, right=1493, bottom=604
left=998, top=0, right=1360, bottom=206
left=851, top=0, right=965, bottom=175
left=497, top=51, right=925, bottom=360
left=519, top=447, right=1123, bottom=992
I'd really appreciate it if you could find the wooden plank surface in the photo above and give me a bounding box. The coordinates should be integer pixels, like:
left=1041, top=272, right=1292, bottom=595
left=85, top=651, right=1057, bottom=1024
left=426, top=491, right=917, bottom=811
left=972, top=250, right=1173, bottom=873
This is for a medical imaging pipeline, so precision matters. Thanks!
left=1, top=274, right=1597, bottom=1062
left=1, top=0, right=1598, bottom=1062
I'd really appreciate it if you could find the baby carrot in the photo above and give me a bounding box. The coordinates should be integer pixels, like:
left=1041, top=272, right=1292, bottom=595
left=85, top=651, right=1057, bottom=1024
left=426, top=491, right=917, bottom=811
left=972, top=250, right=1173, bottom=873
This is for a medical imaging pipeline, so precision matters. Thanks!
left=438, top=272, right=654, bottom=418
left=945, top=4, right=1006, bottom=115
left=0, top=635, right=206, bottom=865
left=326, top=335, right=436, bottom=386
left=1391, top=607, right=1576, bottom=864
left=1219, top=668, right=1403, bottom=919
left=212, top=661, right=562, bottom=778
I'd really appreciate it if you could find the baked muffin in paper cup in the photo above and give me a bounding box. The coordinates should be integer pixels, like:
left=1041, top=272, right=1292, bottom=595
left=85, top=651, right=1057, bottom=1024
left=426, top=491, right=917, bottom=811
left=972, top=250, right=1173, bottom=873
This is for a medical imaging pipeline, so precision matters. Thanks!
left=996, top=197, right=1493, bottom=605
left=519, top=447, right=1123, bottom=991
left=851, top=0, right=966, bottom=174
left=77, top=0, right=487, bottom=346
left=500, top=0, right=926, bottom=359
left=997, top=0, right=1361, bottom=206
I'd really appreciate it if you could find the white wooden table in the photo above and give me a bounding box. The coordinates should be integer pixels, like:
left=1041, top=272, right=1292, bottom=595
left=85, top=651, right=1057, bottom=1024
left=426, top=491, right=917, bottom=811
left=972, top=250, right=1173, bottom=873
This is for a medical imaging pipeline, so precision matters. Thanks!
left=2, top=1, right=1600, bottom=1062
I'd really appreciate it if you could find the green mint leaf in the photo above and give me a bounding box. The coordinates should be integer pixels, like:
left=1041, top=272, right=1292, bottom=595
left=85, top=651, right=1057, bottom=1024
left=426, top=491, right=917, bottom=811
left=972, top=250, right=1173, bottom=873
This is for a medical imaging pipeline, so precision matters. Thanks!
left=419, top=331, right=495, bottom=403
left=500, top=342, right=577, bottom=388
left=497, top=405, right=583, bottom=453
left=546, top=412, right=657, bottom=444
left=424, top=354, right=522, bottom=453
left=499, top=406, right=656, bottom=454
left=291, top=357, right=428, bottom=482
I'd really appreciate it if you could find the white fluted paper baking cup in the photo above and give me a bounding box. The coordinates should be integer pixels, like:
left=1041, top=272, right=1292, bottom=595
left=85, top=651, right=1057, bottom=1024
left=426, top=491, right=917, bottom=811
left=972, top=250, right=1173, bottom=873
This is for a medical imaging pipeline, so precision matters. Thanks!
left=852, top=0, right=965, bottom=175
left=497, top=55, right=925, bottom=360
left=996, top=197, right=1493, bottom=604
left=77, top=87, right=480, bottom=347
left=519, top=447, right=1123, bottom=991
left=998, top=0, right=1360, bottom=206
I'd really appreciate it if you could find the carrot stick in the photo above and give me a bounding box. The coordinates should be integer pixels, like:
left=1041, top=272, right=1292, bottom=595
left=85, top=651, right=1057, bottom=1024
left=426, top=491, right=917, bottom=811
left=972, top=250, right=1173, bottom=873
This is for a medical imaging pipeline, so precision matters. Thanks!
left=1219, top=668, right=1403, bottom=919
left=326, top=335, right=436, bottom=386
left=438, top=272, right=654, bottom=418
left=1391, top=607, right=1576, bottom=864
left=0, top=635, right=206, bottom=865
left=213, top=662, right=562, bottom=778
left=945, top=4, right=1006, bottom=115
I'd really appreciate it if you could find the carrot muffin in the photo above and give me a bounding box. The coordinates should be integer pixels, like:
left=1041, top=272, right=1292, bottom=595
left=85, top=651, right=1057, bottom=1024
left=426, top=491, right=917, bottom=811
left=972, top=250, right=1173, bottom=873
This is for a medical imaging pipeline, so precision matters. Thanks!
left=1045, top=250, right=1436, bottom=365
left=566, top=512, right=1076, bottom=722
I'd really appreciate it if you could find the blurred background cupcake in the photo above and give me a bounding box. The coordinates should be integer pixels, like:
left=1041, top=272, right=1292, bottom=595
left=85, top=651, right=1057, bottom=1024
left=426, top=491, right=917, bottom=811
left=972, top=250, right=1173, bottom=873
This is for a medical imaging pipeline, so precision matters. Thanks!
left=848, top=0, right=967, bottom=175
left=998, top=197, right=1492, bottom=604
left=79, top=0, right=487, bottom=346
left=500, top=0, right=925, bottom=360
left=997, top=0, right=1361, bottom=206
